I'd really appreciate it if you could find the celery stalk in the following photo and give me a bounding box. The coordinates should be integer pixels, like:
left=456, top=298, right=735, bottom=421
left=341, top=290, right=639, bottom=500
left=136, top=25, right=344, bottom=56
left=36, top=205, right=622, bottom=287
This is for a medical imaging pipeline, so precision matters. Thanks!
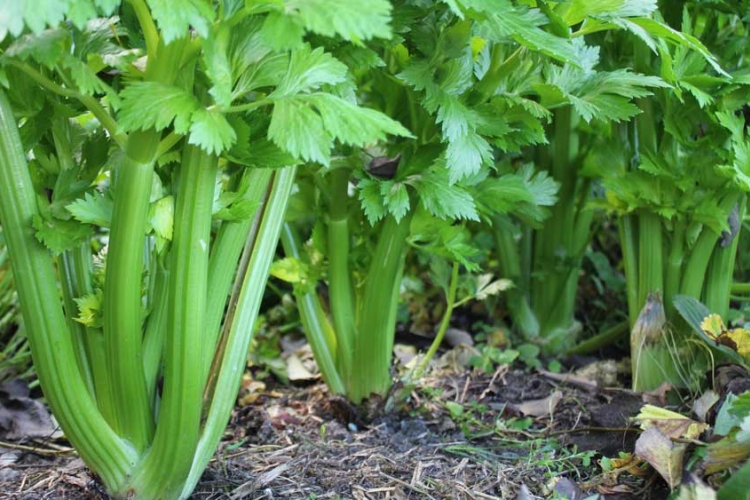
left=182, top=166, right=297, bottom=499
left=0, top=89, right=138, bottom=491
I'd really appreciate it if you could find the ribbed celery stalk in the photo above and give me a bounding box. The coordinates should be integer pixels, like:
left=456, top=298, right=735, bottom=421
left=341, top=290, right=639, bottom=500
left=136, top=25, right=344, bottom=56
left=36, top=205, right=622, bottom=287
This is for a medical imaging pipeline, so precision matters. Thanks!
left=521, top=105, right=589, bottom=352
left=103, top=131, right=158, bottom=452
left=703, top=197, right=745, bottom=318
left=327, top=168, right=356, bottom=382
left=0, top=89, right=138, bottom=490
left=202, top=168, right=273, bottom=380
left=494, top=215, right=540, bottom=337
left=182, top=166, right=297, bottom=499
left=280, top=223, right=344, bottom=394
left=128, top=145, right=217, bottom=499
left=349, top=211, right=413, bottom=403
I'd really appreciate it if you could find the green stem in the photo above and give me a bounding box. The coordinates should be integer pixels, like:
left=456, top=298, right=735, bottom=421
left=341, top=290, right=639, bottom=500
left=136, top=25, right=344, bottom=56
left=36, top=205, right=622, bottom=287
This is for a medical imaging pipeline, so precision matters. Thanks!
left=637, top=212, right=664, bottom=311
left=681, top=194, right=740, bottom=299
left=704, top=197, right=745, bottom=317
left=349, top=211, right=413, bottom=403
left=0, top=89, right=137, bottom=491
left=128, top=145, right=217, bottom=499
left=327, top=168, right=355, bottom=383
left=58, top=248, right=96, bottom=397
left=142, top=265, right=169, bottom=403
left=281, top=223, right=344, bottom=395
left=103, top=130, right=158, bottom=452
left=414, top=261, right=459, bottom=377
left=182, top=166, right=297, bottom=500
left=202, top=168, right=273, bottom=379
left=566, top=321, right=629, bottom=355
left=127, top=0, right=159, bottom=64
left=6, top=61, right=125, bottom=149
left=664, top=220, right=686, bottom=318
left=493, top=215, right=539, bottom=338
left=620, top=216, right=640, bottom=327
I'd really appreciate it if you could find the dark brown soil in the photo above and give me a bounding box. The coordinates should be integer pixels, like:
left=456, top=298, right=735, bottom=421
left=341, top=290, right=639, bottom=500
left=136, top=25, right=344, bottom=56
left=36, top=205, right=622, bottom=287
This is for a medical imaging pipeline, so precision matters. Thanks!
left=0, top=367, right=670, bottom=500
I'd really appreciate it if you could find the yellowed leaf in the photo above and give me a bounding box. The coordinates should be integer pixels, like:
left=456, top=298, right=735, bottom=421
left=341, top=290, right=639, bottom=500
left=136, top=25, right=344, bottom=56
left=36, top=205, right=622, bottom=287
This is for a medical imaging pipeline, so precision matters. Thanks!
left=725, top=327, right=750, bottom=357
left=635, top=427, right=686, bottom=490
left=634, top=404, right=708, bottom=440
left=700, top=313, right=726, bottom=340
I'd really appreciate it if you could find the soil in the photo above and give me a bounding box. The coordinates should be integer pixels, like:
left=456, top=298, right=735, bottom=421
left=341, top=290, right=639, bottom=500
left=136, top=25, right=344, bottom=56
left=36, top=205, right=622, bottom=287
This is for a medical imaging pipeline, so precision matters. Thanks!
left=0, top=365, right=671, bottom=500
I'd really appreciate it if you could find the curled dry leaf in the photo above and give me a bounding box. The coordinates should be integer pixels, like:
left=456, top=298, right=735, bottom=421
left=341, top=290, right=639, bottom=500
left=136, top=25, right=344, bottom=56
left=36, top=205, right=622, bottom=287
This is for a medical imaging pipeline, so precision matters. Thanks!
left=510, top=390, right=563, bottom=418
left=692, top=390, right=720, bottom=423
left=634, top=426, right=686, bottom=490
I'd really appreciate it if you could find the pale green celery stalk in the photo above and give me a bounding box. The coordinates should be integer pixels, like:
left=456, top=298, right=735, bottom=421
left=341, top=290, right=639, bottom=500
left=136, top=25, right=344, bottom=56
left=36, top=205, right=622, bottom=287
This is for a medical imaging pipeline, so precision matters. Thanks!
left=181, top=166, right=296, bottom=499
left=102, top=32, right=188, bottom=453
left=620, top=216, right=640, bottom=326
left=0, top=89, right=138, bottom=490
left=664, top=220, right=686, bottom=318
left=636, top=213, right=664, bottom=308
left=280, top=223, right=344, bottom=394
left=493, top=215, right=539, bottom=337
left=142, top=265, right=169, bottom=403
left=103, top=130, right=158, bottom=452
left=529, top=106, right=586, bottom=352
left=128, top=145, right=217, bottom=499
left=349, top=211, right=413, bottom=403
left=703, top=196, right=745, bottom=317
left=50, top=123, right=95, bottom=395
left=59, top=245, right=118, bottom=427
left=201, top=167, right=273, bottom=380
left=327, top=168, right=356, bottom=382
left=58, top=248, right=95, bottom=397
left=680, top=193, right=741, bottom=299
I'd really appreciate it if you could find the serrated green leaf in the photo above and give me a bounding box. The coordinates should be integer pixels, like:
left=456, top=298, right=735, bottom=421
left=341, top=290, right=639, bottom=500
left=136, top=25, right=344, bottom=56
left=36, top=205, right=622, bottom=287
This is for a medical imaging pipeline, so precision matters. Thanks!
left=271, top=45, right=348, bottom=98
left=214, top=198, right=259, bottom=221
left=147, top=0, right=213, bottom=44
left=228, top=137, right=298, bottom=169
left=473, top=3, right=581, bottom=65
left=74, top=289, right=104, bottom=328
left=66, top=190, right=113, bottom=227
left=203, top=24, right=233, bottom=107
left=284, top=0, right=392, bottom=42
left=268, top=98, right=332, bottom=165
left=0, top=0, right=68, bottom=41
left=302, top=93, right=413, bottom=145
left=358, top=177, right=387, bottom=225
left=260, top=11, right=305, bottom=51
left=118, top=81, right=200, bottom=133
left=234, top=52, right=289, bottom=97
left=445, top=131, right=493, bottom=184
left=269, top=257, right=306, bottom=283
left=32, top=214, right=93, bottom=254
left=148, top=195, right=174, bottom=253
left=188, top=108, right=237, bottom=155
left=411, top=166, right=479, bottom=221
left=381, top=182, right=410, bottom=222
left=3, top=28, right=68, bottom=67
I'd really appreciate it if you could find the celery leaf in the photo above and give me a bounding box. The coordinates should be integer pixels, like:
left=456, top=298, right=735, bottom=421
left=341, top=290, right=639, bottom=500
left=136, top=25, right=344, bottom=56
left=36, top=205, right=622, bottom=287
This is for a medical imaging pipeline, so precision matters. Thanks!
left=66, top=191, right=113, bottom=227
left=271, top=45, right=348, bottom=98
left=147, top=0, right=214, bottom=44
left=118, top=82, right=201, bottom=134
left=188, top=108, right=237, bottom=155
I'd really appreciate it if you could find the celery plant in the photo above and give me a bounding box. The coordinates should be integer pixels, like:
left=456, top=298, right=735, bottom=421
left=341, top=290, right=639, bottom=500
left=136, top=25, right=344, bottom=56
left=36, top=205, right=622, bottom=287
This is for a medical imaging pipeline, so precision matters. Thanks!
left=600, top=3, right=750, bottom=390
left=486, top=1, right=730, bottom=354
left=0, top=2, right=408, bottom=498
left=275, top=0, right=605, bottom=403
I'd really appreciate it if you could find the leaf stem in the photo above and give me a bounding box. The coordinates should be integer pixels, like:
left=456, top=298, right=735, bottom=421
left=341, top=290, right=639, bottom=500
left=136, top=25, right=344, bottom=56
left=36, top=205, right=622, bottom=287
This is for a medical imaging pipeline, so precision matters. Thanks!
left=224, top=98, right=273, bottom=114
left=127, top=0, right=160, bottom=63
left=414, top=261, right=459, bottom=378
